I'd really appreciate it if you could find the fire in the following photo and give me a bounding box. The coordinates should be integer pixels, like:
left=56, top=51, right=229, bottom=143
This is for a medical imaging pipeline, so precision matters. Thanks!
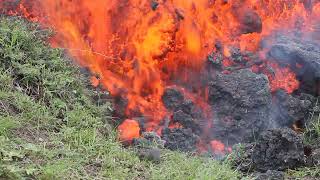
left=118, top=119, right=140, bottom=142
left=267, top=62, right=300, bottom=94
left=90, top=76, right=100, bottom=88
left=210, top=140, right=226, bottom=154
left=2, top=0, right=319, bottom=152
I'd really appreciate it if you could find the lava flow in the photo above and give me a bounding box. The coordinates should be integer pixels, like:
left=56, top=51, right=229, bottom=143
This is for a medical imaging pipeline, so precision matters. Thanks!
left=1, top=0, right=319, bottom=153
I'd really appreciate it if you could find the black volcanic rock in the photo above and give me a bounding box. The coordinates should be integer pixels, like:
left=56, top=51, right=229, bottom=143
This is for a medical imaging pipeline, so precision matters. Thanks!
left=254, top=170, right=285, bottom=180
left=238, top=10, right=262, bottom=34
left=208, top=69, right=272, bottom=144
left=268, top=36, right=320, bottom=67
left=113, top=95, right=128, bottom=120
left=271, top=90, right=313, bottom=127
left=162, top=88, right=204, bottom=135
left=133, top=132, right=165, bottom=149
left=162, top=88, right=184, bottom=111
left=161, top=128, right=198, bottom=152
left=266, top=35, right=320, bottom=95
left=150, top=0, right=159, bottom=11
left=172, top=110, right=201, bottom=134
left=234, top=128, right=305, bottom=172
left=251, top=128, right=305, bottom=172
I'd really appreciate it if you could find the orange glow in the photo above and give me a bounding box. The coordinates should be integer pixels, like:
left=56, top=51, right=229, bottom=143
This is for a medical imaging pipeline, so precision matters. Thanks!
left=210, top=140, right=226, bottom=154
left=117, top=119, right=140, bottom=142
left=267, top=62, right=300, bottom=94
left=90, top=76, right=100, bottom=88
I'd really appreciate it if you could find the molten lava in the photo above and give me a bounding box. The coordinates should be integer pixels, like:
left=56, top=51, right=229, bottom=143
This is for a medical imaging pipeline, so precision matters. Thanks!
left=267, top=62, right=300, bottom=94
left=118, top=119, right=141, bottom=142
left=2, top=0, right=319, bottom=152
left=210, top=140, right=226, bottom=154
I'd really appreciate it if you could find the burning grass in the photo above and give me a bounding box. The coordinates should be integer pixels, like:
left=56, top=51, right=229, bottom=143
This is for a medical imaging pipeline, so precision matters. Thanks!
left=0, top=16, right=241, bottom=179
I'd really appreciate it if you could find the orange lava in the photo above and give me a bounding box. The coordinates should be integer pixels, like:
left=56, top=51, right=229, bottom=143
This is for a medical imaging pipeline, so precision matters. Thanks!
left=267, top=62, right=300, bottom=94
left=90, top=76, right=100, bottom=88
left=210, top=140, right=226, bottom=154
left=117, top=119, right=140, bottom=142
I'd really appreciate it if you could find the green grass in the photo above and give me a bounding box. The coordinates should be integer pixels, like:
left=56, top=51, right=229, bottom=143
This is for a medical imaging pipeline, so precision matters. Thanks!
left=286, top=106, right=320, bottom=179
left=0, top=16, right=240, bottom=179
left=287, top=167, right=320, bottom=179
left=303, top=100, right=320, bottom=147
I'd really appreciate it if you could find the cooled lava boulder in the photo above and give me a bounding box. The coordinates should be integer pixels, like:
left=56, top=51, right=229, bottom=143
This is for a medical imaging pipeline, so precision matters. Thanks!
left=208, top=69, right=272, bottom=144
left=252, top=128, right=305, bottom=172
left=266, top=35, right=320, bottom=95
left=234, top=128, right=305, bottom=172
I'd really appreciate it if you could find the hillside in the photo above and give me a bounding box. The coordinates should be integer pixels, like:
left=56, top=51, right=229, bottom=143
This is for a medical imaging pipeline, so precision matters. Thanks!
left=0, top=16, right=241, bottom=180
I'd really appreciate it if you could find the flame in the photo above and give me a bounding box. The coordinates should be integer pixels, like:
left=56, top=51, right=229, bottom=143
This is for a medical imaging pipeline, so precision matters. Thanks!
left=90, top=76, right=100, bottom=88
left=118, top=119, right=140, bottom=142
left=210, top=140, right=230, bottom=155
left=267, top=62, right=300, bottom=94
left=2, top=0, right=319, bottom=151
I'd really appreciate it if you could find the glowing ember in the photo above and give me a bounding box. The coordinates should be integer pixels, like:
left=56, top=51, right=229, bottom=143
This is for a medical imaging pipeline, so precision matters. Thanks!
left=210, top=140, right=226, bottom=154
left=90, top=76, right=100, bottom=88
left=117, top=119, right=140, bottom=142
left=267, top=62, right=300, bottom=94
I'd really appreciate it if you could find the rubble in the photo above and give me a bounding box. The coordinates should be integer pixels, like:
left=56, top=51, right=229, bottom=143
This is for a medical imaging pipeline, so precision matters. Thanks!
left=266, top=35, right=320, bottom=94
left=254, top=170, right=285, bottom=180
left=2, top=0, right=320, bottom=178
left=161, top=128, right=198, bottom=152
left=172, top=110, right=201, bottom=134
left=207, top=51, right=224, bottom=70
left=208, top=69, right=272, bottom=144
left=238, top=10, right=262, bottom=34
left=162, top=88, right=185, bottom=111
left=234, top=128, right=305, bottom=172
left=271, top=90, right=313, bottom=127
left=162, top=88, right=204, bottom=135
left=252, top=128, right=305, bottom=172
left=150, top=0, right=159, bottom=11
left=133, top=131, right=165, bottom=149
left=113, top=95, right=128, bottom=120
left=267, top=35, right=320, bottom=68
